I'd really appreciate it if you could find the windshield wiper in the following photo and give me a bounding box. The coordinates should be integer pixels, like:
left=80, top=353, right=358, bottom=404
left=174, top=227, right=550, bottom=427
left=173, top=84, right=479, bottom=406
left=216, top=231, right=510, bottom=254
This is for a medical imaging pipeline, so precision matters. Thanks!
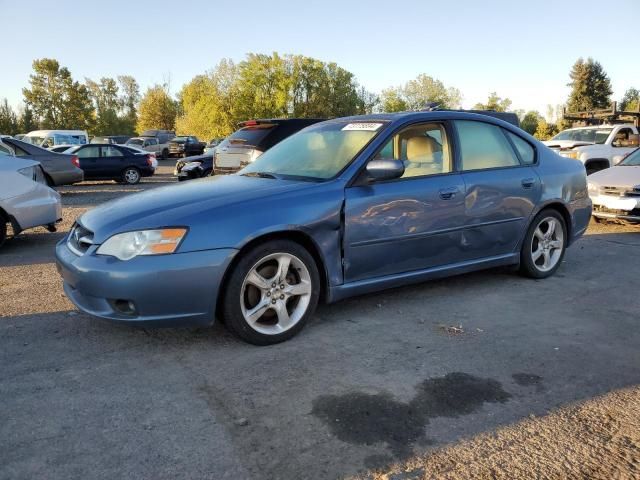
left=240, top=171, right=279, bottom=179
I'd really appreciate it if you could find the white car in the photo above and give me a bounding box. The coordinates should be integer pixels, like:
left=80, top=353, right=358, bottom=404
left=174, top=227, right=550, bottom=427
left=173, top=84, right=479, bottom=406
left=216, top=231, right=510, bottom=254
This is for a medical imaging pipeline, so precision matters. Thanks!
left=0, top=155, right=62, bottom=246
left=588, top=148, right=640, bottom=223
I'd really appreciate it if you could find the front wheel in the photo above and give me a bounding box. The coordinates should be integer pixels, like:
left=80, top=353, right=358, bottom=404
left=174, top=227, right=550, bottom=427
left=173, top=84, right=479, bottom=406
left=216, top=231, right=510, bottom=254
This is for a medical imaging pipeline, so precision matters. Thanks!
left=520, top=210, right=567, bottom=279
left=121, top=167, right=141, bottom=185
left=221, top=240, right=320, bottom=345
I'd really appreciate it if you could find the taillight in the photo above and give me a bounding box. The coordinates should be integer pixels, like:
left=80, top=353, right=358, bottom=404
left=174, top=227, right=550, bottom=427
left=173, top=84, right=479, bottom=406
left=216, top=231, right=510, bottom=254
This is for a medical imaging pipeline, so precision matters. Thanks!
left=71, top=155, right=80, bottom=168
left=146, top=154, right=152, bottom=166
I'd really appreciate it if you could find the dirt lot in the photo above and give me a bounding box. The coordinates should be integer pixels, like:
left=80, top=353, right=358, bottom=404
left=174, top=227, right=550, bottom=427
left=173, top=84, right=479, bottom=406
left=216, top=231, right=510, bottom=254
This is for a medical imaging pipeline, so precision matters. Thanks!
left=1, top=160, right=639, bottom=480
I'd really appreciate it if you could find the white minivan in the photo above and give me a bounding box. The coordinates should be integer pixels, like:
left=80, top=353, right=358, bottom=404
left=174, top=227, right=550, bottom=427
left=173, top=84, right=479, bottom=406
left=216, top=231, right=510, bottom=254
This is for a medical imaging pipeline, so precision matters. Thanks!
left=22, top=130, right=89, bottom=149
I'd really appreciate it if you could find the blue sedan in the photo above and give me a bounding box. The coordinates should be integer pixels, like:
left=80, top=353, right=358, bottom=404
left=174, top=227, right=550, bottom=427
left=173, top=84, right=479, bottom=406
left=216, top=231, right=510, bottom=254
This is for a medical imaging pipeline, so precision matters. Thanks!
left=68, top=144, right=156, bottom=184
left=56, top=112, right=592, bottom=345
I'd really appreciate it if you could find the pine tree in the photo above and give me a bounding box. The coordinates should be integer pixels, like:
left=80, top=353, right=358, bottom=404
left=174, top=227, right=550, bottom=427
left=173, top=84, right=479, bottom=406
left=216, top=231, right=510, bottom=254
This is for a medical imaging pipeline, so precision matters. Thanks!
left=566, top=58, right=612, bottom=112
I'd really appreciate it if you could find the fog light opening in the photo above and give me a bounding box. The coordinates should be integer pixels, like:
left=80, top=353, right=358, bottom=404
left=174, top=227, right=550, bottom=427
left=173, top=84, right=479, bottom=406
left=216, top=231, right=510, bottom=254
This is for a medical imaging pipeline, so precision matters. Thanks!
left=112, top=299, right=137, bottom=316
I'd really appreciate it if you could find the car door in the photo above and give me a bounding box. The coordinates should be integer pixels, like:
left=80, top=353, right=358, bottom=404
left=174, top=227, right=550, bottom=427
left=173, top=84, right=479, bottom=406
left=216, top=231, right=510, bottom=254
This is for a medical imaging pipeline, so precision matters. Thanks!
left=343, top=121, right=467, bottom=282
left=99, top=146, right=126, bottom=178
left=75, top=145, right=101, bottom=178
left=453, top=120, right=541, bottom=261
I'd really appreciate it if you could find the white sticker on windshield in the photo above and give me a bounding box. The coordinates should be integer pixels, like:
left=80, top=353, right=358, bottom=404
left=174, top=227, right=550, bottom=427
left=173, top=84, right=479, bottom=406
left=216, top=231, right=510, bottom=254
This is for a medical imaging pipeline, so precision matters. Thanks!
left=342, top=123, right=383, bottom=131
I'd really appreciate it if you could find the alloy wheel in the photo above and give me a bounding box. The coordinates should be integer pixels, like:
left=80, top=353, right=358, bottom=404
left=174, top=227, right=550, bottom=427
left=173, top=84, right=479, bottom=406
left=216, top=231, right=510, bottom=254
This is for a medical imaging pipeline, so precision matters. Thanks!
left=240, top=252, right=312, bottom=335
left=530, top=216, right=564, bottom=272
left=124, top=168, right=140, bottom=184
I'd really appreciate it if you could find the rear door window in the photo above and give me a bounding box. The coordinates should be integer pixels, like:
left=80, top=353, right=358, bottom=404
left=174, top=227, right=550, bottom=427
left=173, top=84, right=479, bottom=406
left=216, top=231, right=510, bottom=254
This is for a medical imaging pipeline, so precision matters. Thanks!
left=102, top=146, right=123, bottom=157
left=505, top=131, right=535, bottom=165
left=228, top=125, right=275, bottom=148
left=455, top=121, right=520, bottom=171
left=76, top=146, right=101, bottom=158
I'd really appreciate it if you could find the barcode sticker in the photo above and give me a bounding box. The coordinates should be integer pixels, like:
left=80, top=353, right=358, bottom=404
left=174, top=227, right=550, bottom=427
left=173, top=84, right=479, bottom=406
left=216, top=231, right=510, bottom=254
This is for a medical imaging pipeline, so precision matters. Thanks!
left=342, top=123, right=383, bottom=131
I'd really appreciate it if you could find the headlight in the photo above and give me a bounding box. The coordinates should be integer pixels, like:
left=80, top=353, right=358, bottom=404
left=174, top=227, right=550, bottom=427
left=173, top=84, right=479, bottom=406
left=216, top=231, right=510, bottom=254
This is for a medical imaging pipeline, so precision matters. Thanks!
left=182, top=162, right=202, bottom=171
left=587, top=182, right=598, bottom=194
left=96, top=228, right=187, bottom=261
left=561, top=150, right=579, bottom=159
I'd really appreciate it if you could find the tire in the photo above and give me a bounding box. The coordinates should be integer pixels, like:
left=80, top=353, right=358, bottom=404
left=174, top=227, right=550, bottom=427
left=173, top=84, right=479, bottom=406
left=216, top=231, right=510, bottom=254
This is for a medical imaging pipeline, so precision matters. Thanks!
left=221, top=240, right=321, bottom=345
left=45, top=174, right=55, bottom=187
left=520, top=209, right=567, bottom=279
left=592, top=216, right=605, bottom=224
left=161, top=149, right=169, bottom=160
left=0, top=215, right=6, bottom=249
left=121, top=167, right=141, bottom=185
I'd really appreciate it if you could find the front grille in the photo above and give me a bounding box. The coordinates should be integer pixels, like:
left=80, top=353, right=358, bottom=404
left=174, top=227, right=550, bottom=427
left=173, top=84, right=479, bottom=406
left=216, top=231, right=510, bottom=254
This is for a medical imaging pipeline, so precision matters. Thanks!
left=67, top=223, right=94, bottom=255
left=600, top=186, right=640, bottom=197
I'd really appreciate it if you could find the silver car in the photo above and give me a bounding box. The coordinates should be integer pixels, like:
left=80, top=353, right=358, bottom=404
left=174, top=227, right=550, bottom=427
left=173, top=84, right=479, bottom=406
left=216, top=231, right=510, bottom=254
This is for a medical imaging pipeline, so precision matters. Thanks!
left=0, top=154, right=62, bottom=247
left=588, top=148, right=640, bottom=223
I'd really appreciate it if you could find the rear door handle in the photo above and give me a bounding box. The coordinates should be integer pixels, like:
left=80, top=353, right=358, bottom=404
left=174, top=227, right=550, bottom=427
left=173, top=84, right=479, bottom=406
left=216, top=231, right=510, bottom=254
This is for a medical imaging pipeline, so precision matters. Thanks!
left=521, top=178, right=535, bottom=189
left=439, top=187, right=459, bottom=200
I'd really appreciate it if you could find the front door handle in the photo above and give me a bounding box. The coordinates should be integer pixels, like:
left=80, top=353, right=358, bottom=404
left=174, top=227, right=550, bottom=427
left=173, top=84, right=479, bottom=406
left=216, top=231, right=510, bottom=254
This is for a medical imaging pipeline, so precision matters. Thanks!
left=439, top=187, right=459, bottom=200
left=521, top=178, right=535, bottom=189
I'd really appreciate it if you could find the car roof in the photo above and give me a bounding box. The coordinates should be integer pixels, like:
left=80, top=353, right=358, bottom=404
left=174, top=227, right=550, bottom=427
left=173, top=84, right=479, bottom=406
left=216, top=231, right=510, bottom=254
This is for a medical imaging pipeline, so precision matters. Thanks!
left=0, top=156, right=39, bottom=171
left=320, top=110, right=524, bottom=131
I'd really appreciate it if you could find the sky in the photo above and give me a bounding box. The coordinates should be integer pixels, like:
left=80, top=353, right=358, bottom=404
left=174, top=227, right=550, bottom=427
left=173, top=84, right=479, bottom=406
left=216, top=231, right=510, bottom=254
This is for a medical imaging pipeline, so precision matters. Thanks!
left=2, top=0, right=638, bottom=119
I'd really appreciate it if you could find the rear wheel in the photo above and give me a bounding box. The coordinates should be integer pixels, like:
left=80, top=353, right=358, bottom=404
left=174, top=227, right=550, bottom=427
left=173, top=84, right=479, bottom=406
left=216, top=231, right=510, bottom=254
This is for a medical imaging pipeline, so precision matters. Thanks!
left=121, top=167, right=141, bottom=185
left=0, top=214, right=6, bottom=248
left=520, top=209, right=567, bottom=279
left=222, top=240, right=320, bottom=345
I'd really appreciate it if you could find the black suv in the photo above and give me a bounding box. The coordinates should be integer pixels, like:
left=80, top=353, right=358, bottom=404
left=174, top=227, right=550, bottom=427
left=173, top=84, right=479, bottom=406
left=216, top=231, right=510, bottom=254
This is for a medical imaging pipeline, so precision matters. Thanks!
left=213, top=118, right=324, bottom=175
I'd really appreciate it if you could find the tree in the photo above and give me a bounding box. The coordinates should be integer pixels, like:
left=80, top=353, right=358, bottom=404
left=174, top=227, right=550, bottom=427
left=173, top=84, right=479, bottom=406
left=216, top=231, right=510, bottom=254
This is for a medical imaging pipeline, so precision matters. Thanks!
left=118, top=75, right=141, bottom=134
left=534, top=118, right=558, bottom=141
left=22, top=58, right=94, bottom=130
left=566, top=58, right=612, bottom=112
left=0, top=99, right=19, bottom=135
left=380, top=88, right=407, bottom=113
left=473, top=92, right=512, bottom=112
left=18, top=105, right=37, bottom=132
left=619, top=87, right=640, bottom=111
left=86, top=77, right=122, bottom=135
left=137, top=85, right=177, bottom=133
left=520, top=111, right=542, bottom=135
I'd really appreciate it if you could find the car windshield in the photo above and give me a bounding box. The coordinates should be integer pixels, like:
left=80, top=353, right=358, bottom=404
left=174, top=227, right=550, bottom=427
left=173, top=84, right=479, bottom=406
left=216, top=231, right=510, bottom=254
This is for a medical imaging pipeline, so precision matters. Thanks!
left=619, top=149, right=640, bottom=166
left=240, top=121, right=384, bottom=180
left=551, top=128, right=612, bottom=144
left=172, top=136, right=189, bottom=143
left=127, top=138, right=144, bottom=146
left=24, top=136, right=45, bottom=145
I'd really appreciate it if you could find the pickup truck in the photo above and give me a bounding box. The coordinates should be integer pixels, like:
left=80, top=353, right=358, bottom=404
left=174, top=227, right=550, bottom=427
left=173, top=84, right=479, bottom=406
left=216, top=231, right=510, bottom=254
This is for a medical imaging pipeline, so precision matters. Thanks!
left=125, top=136, right=172, bottom=160
left=543, top=124, right=639, bottom=174
left=168, top=136, right=206, bottom=158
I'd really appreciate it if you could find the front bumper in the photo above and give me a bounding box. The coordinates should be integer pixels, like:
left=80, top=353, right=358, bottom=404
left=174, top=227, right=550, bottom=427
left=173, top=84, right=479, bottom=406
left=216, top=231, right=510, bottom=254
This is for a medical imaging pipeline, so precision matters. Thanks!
left=55, top=238, right=237, bottom=327
left=591, top=194, right=640, bottom=222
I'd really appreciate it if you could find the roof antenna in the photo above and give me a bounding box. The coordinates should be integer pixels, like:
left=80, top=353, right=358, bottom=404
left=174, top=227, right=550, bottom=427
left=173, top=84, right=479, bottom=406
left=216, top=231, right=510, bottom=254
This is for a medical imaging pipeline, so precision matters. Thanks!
left=421, top=102, right=441, bottom=112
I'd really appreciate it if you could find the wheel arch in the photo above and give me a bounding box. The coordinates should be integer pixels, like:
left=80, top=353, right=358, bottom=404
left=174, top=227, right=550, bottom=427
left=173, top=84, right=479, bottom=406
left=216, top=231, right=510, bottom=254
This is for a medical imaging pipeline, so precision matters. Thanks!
left=215, top=229, right=330, bottom=318
left=584, top=158, right=610, bottom=174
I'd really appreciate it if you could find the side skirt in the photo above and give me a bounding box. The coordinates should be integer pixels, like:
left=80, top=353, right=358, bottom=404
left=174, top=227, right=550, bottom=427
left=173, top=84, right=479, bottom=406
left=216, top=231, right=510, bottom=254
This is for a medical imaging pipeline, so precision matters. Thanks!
left=327, top=253, right=519, bottom=303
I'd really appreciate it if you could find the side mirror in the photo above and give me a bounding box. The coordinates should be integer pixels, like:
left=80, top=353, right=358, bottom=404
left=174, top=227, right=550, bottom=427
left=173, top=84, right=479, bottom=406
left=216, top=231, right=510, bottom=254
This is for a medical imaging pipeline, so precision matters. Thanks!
left=366, top=159, right=405, bottom=181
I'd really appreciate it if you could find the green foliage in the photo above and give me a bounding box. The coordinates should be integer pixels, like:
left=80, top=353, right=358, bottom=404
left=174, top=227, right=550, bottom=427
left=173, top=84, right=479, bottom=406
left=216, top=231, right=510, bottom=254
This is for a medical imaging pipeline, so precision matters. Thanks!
left=566, top=58, right=612, bottom=112
left=520, top=111, right=542, bottom=135
left=176, top=54, right=373, bottom=138
left=22, top=58, right=94, bottom=131
left=85, top=76, right=141, bottom=136
left=619, top=87, right=640, bottom=111
left=19, top=105, right=38, bottom=133
left=533, top=119, right=559, bottom=141
left=379, top=74, right=461, bottom=113
left=0, top=99, right=19, bottom=135
left=473, top=92, right=512, bottom=112
left=137, top=85, right=177, bottom=133
left=118, top=75, right=140, bottom=135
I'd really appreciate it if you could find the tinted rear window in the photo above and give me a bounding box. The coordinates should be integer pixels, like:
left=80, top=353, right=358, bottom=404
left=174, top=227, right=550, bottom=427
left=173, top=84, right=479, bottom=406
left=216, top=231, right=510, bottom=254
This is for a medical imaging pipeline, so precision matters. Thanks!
left=228, top=125, right=275, bottom=147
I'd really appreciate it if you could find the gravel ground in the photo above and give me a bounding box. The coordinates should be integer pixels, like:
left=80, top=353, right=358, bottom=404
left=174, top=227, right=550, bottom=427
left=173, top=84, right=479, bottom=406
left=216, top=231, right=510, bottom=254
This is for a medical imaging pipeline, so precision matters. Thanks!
left=1, top=161, right=639, bottom=480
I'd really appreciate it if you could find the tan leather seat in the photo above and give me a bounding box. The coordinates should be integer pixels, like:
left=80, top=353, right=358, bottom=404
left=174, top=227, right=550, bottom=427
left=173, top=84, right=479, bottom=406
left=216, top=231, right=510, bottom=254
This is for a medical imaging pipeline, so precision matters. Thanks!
left=406, top=136, right=438, bottom=162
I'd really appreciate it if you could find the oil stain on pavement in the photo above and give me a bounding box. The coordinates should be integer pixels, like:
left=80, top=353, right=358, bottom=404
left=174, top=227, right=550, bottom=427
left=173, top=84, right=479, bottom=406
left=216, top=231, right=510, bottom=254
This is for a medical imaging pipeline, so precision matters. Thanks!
left=311, top=372, right=511, bottom=462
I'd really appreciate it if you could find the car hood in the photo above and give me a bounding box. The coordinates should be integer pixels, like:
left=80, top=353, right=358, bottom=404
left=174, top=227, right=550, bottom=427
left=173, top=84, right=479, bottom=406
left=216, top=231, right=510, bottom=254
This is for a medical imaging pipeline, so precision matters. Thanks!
left=79, top=174, right=314, bottom=242
left=542, top=140, right=594, bottom=149
left=589, top=165, right=640, bottom=187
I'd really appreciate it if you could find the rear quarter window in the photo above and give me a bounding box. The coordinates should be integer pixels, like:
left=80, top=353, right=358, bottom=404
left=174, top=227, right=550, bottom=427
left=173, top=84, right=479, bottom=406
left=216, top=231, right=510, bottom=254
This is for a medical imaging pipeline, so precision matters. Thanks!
left=505, top=131, right=535, bottom=165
